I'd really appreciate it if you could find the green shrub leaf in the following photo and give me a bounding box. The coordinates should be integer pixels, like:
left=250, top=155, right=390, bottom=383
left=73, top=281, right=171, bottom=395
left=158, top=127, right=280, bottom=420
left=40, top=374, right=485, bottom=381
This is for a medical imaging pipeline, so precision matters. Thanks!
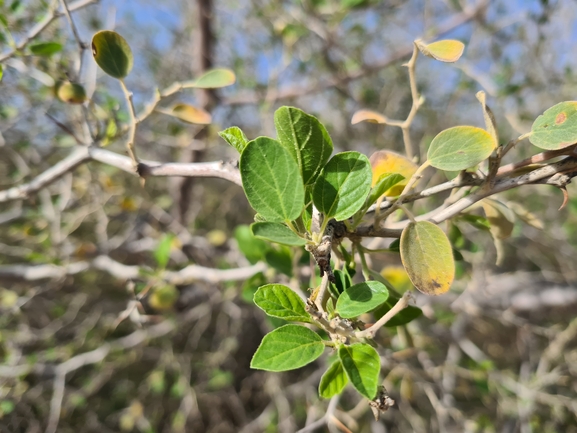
left=319, top=359, right=349, bottom=398
left=339, top=343, right=380, bottom=399
left=250, top=325, right=324, bottom=371
left=219, top=126, right=249, bottom=153
left=29, top=41, right=62, bottom=56
left=274, top=106, right=334, bottom=185
left=234, top=225, right=269, bottom=264
left=335, top=281, right=389, bottom=318
left=184, top=68, right=236, bottom=88
left=313, top=151, right=372, bottom=221
left=253, top=284, right=311, bottom=322
left=530, top=101, right=577, bottom=150
left=240, top=137, right=305, bottom=222
left=251, top=222, right=306, bottom=246
left=154, top=233, right=174, bottom=269
left=366, top=173, right=405, bottom=206
left=400, top=221, right=455, bottom=296
left=428, top=126, right=496, bottom=171
left=91, top=30, right=133, bottom=79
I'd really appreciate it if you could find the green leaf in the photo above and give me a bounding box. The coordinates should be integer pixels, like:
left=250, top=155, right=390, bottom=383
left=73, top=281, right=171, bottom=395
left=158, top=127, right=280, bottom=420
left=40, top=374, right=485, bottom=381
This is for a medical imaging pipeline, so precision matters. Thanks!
left=330, top=268, right=352, bottom=297
left=251, top=222, right=306, bottom=246
left=339, top=343, right=380, bottom=399
left=154, top=234, right=174, bottom=269
left=0, top=65, right=3, bottom=82
left=373, top=293, right=423, bottom=327
left=274, top=106, right=334, bottom=185
left=250, top=325, right=325, bottom=371
left=366, top=173, right=405, bottom=206
left=530, top=101, right=577, bottom=150
left=400, top=221, right=455, bottom=296
left=184, top=68, right=236, bottom=88
left=253, top=284, right=311, bottom=322
left=29, top=41, right=62, bottom=56
left=241, top=272, right=267, bottom=303
left=219, top=126, right=249, bottom=153
left=319, top=359, right=349, bottom=398
left=313, top=152, right=372, bottom=221
left=56, top=82, right=87, bottom=104
left=240, top=137, right=305, bottom=223
left=335, top=281, right=389, bottom=319
left=428, top=126, right=496, bottom=171
left=234, top=225, right=269, bottom=264
left=264, top=246, right=293, bottom=277
left=91, top=30, right=133, bottom=79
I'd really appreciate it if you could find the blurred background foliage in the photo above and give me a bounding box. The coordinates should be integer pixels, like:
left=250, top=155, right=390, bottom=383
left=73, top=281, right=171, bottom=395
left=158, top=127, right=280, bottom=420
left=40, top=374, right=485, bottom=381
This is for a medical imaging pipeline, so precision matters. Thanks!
left=1, top=0, right=577, bottom=432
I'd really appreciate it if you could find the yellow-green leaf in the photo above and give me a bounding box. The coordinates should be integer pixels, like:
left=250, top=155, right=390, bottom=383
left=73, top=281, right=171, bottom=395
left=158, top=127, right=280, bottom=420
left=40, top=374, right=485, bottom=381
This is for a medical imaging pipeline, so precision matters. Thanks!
left=369, top=150, right=417, bottom=196
left=428, top=126, right=496, bottom=171
left=475, top=91, right=499, bottom=145
left=530, top=101, right=577, bottom=150
left=416, top=39, right=465, bottom=63
left=162, top=104, right=212, bottom=125
left=351, top=110, right=387, bottom=125
left=481, top=198, right=515, bottom=240
left=400, top=221, right=454, bottom=296
left=56, top=82, right=87, bottom=104
left=91, top=30, right=133, bottom=79
left=184, top=68, right=236, bottom=89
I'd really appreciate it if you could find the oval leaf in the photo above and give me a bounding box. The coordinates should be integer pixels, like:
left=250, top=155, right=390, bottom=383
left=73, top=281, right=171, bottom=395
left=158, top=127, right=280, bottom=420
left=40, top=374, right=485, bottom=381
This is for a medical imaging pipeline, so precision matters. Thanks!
left=313, top=151, right=372, bottom=221
left=338, top=343, right=380, bottom=399
left=251, top=222, right=306, bottom=246
left=428, top=126, right=496, bottom=171
left=370, top=151, right=417, bottom=196
left=56, top=82, right=87, bottom=104
left=91, top=30, right=133, bottom=79
left=254, top=284, right=311, bottom=322
left=274, top=106, right=334, bottom=186
left=416, top=39, right=464, bottom=63
left=351, top=109, right=387, bottom=125
left=29, top=41, right=63, bottom=56
left=400, top=221, right=455, bottom=296
left=219, top=126, right=248, bottom=153
left=185, top=68, right=236, bottom=88
left=240, top=137, right=305, bottom=223
left=164, top=104, right=212, bottom=124
left=335, top=281, right=389, bottom=319
left=319, top=359, right=349, bottom=398
left=250, top=324, right=324, bottom=371
left=530, top=101, right=577, bottom=150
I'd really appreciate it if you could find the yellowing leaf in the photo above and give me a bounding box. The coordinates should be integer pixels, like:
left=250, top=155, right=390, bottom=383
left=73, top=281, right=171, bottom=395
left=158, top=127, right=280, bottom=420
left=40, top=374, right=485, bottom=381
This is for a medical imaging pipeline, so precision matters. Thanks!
left=481, top=199, right=515, bottom=239
left=400, top=221, right=455, bottom=296
left=351, top=110, right=387, bottom=125
left=428, top=126, right=496, bottom=171
left=475, top=91, right=499, bottom=145
left=381, top=266, right=413, bottom=293
left=416, top=39, right=465, bottom=63
left=369, top=150, right=417, bottom=196
left=149, top=285, right=179, bottom=310
left=161, top=104, right=212, bottom=124
left=56, top=81, right=87, bottom=104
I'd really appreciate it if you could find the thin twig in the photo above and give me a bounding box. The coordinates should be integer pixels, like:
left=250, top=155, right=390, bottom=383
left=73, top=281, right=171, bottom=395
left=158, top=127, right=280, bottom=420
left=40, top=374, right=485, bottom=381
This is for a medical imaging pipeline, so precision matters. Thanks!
left=355, top=292, right=412, bottom=339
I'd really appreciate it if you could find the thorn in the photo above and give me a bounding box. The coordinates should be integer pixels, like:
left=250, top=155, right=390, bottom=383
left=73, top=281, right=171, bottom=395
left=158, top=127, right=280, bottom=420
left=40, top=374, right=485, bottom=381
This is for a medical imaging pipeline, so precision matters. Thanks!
left=558, top=186, right=569, bottom=210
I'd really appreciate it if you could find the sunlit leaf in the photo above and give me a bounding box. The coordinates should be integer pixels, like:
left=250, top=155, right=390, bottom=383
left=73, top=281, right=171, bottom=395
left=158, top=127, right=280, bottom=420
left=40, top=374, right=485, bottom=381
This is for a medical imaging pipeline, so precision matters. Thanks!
left=241, top=137, right=305, bottom=222
left=251, top=325, right=324, bottom=371
left=154, top=233, right=174, bottom=269
left=313, top=151, right=372, bottom=221
left=184, top=68, right=236, bottom=88
left=274, top=106, right=333, bottom=185
left=319, top=359, right=348, bottom=398
left=339, top=343, right=380, bottom=399
left=253, top=284, right=311, bottom=322
left=149, top=284, right=179, bottom=310
left=530, top=101, right=577, bottom=150
left=91, top=30, right=133, bottom=79
left=251, top=222, right=306, bottom=246
left=219, top=126, right=248, bottom=153
left=29, top=41, right=62, bottom=56
left=234, top=225, right=269, bottom=264
left=428, top=126, right=496, bottom=171
left=416, top=39, right=465, bottom=63
left=335, top=281, right=389, bottom=318
left=400, top=221, right=455, bottom=295
left=351, top=109, right=387, bottom=125
left=370, top=151, right=417, bottom=196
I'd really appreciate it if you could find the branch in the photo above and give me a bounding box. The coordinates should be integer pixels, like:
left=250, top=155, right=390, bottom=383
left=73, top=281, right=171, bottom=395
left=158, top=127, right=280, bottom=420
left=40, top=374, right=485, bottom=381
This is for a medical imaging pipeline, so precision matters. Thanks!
left=223, top=0, right=487, bottom=105
left=0, top=146, right=242, bottom=203
left=0, top=0, right=97, bottom=62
